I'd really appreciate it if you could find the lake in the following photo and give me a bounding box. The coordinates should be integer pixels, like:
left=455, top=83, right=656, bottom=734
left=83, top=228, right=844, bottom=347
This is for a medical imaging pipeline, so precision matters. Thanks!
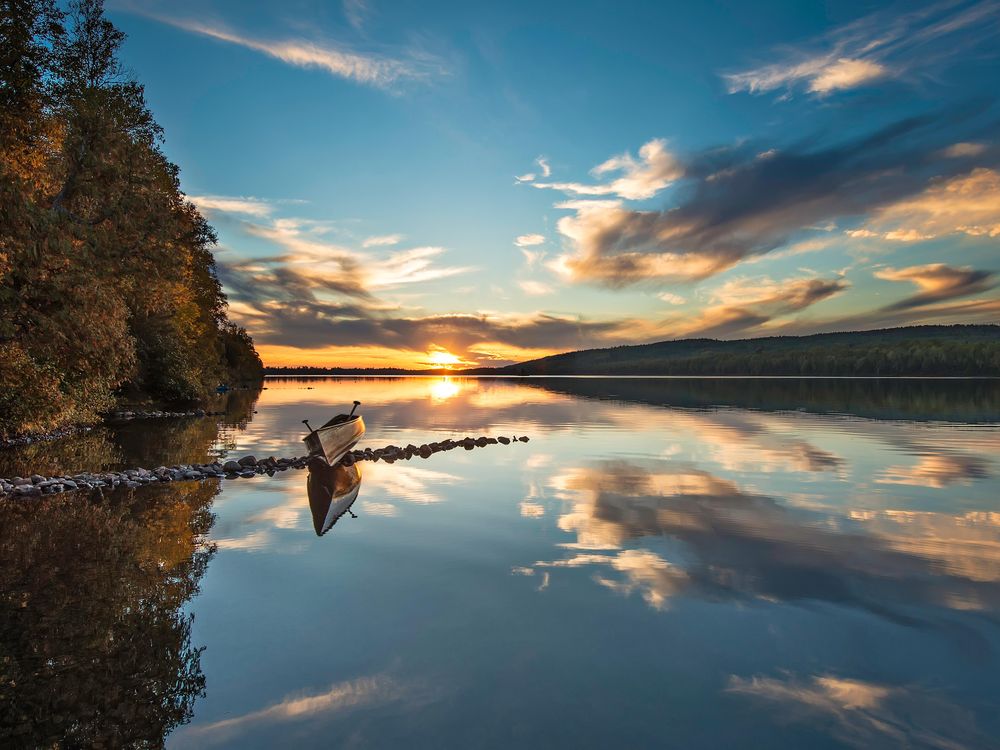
left=2, top=377, right=1000, bottom=748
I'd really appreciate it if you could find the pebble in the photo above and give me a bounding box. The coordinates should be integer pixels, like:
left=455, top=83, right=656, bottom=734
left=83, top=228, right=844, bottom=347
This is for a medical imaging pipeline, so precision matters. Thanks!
left=0, top=434, right=531, bottom=499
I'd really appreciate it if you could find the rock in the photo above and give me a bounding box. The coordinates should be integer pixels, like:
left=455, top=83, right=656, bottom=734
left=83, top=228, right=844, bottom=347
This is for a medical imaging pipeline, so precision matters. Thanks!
left=518, top=436, right=530, bottom=442
left=223, top=460, right=241, bottom=473
left=30, top=474, right=45, bottom=484
left=238, top=456, right=257, bottom=467
left=475, top=437, right=488, bottom=447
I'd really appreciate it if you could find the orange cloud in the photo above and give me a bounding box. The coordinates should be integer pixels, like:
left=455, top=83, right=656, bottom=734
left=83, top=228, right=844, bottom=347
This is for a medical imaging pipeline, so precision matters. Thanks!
left=857, top=168, right=1000, bottom=242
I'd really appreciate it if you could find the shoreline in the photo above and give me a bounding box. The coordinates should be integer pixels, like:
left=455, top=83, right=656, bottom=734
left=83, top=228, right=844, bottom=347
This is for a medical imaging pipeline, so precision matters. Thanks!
left=0, top=408, right=227, bottom=450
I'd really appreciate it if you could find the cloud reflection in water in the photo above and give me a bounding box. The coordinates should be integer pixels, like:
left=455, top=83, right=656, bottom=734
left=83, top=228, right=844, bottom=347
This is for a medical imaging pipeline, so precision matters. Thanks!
left=522, top=459, right=1000, bottom=616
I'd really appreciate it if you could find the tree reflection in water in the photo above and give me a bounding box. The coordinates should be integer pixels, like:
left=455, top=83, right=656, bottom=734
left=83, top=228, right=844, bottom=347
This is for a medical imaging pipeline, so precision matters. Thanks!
left=0, top=386, right=261, bottom=478
left=0, top=480, right=218, bottom=747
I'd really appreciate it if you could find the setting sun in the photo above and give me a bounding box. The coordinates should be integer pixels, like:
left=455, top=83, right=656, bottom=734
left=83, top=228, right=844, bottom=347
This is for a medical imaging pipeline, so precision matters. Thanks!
left=426, top=349, right=462, bottom=368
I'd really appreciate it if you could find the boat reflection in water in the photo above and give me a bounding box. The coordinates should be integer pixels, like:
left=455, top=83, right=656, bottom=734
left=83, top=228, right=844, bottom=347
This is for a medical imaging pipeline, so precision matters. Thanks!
left=306, top=458, right=363, bottom=536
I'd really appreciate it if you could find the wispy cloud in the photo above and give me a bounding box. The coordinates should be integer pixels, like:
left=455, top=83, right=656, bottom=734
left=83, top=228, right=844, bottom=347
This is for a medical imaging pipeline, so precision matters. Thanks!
left=874, top=263, right=995, bottom=310
left=120, top=7, right=445, bottom=88
left=657, top=292, right=686, bottom=305
left=515, top=156, right=552, bottom=183
left=343, top=0, right=369, bottom=31
left=725, top=1, right=1000, bottom=97
left=363, top=233, right=404, bottom=247
left=667, top=275, right=849, bottom=337
left=515, top=233, right=545, bottom=247
left=530, top=139, right=682, bottom=200
left=188, top=194, right=275, bottom=217
left=727, top=56, right=887, bottom=97
left=518, top=280, right=554, bottom=296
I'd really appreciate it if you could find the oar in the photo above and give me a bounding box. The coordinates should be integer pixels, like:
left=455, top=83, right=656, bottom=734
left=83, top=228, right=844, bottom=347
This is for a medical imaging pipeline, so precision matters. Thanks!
left=348, top=400, right=361, bottom=417
left=302, top=419, right=314, bottom=433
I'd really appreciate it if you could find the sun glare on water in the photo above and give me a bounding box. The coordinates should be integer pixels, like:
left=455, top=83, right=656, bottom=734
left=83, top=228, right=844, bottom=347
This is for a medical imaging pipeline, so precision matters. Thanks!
left=429, top=377, right=461, bottom=401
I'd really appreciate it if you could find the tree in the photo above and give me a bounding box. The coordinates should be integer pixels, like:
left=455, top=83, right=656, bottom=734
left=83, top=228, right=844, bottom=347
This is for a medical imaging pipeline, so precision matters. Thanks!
left=0, top=0, right=263, bottom=439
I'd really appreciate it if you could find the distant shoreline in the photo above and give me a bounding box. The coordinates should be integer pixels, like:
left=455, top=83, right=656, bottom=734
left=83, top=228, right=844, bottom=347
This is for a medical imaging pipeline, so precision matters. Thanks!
left=264, top=324, right=1000, bottom=378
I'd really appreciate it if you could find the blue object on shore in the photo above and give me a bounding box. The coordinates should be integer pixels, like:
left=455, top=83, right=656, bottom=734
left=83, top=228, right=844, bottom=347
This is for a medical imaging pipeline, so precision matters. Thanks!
left=216, top=384, right=230, bottom=393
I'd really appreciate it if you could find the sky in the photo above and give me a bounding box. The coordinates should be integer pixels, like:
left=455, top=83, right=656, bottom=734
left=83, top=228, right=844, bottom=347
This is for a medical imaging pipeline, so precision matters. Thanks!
left=107, top=0, right=1000, bottom=368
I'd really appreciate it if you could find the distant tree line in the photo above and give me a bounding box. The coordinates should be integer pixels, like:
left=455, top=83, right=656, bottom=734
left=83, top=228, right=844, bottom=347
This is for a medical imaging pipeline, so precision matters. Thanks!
left=0, top=0, right=263, bottom=438
left=488, top=326, right=1000, bottom=377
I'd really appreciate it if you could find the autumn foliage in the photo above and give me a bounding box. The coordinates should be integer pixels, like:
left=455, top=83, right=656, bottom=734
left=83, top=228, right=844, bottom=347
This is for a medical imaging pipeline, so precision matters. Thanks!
left=0, top=0, right=263, bottom=438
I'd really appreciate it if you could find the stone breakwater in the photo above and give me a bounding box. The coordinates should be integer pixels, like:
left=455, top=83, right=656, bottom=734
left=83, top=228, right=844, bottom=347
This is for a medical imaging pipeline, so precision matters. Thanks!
left=0, top=434, right=530, bottom=498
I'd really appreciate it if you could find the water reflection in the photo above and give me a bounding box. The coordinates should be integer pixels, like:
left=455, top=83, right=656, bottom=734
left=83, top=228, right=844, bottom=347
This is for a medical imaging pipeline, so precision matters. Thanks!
left=522, top=459, right=1000, bottom=616
left=0, top=387, right=261, bottom=478
left=0, top=482, right=217, bottom=746
left=519, top=376, right=1000, bottom=422
left=3, top=377, right=999, bottom=748
left=307, top=460, right=362, bottom=536
left=727, top=673, right=995, bottom=750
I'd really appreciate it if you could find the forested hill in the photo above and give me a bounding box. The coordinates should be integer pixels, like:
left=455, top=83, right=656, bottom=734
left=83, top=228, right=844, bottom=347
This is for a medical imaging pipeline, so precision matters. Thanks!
left=0, top=0, right=263, bottom=438
left=470, top=326, right=1000, bottom=377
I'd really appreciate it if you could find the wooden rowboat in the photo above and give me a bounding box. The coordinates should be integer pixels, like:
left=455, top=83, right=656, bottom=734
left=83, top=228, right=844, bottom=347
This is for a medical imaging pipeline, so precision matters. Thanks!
left=302, top=401, right=366, bottom=466
left=307, top=460, right=362, bottom=536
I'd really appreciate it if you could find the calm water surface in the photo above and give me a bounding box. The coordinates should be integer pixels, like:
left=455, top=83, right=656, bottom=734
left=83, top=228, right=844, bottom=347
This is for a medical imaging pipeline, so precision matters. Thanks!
left=2, top=377, right=1000, bottom=748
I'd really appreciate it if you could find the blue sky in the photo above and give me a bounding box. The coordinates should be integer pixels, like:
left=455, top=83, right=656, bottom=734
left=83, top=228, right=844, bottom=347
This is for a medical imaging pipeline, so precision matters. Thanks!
left=107, top=0, right=1000, bottom=367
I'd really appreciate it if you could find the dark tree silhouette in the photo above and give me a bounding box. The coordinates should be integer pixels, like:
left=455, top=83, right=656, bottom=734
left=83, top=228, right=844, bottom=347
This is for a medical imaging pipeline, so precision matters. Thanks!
left=0, top=481, right=219, bottom=747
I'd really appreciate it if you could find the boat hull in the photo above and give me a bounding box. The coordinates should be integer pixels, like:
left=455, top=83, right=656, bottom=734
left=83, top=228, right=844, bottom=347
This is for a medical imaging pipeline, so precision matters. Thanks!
left=303, top=415, right=365, bottom=465
left=307, top=461, right=362, bottom=535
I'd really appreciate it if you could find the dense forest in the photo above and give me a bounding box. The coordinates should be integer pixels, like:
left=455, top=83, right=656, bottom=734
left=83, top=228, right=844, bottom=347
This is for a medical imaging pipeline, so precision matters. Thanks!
left=472, top=326, right=1000, bottom=377
left=0, top=0, right=263, bottom=439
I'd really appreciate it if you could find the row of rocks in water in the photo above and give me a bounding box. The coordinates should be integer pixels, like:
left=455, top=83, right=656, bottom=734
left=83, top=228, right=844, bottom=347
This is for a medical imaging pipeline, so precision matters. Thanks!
left=340, top=435, right=529, bottom=465
left=106, top=408, right=225, bottom=421
left=0, top=434, right=530, bottom=498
